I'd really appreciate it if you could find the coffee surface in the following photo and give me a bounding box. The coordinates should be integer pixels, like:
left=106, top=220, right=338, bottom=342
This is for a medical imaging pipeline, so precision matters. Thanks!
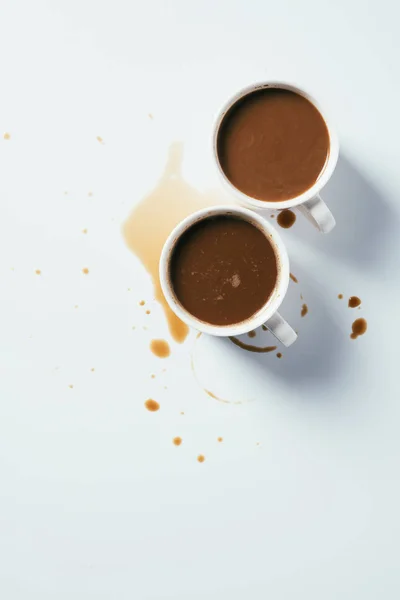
left=170, top=216, right=278, bottom=326
left=217, top=88, right=330, bottom=202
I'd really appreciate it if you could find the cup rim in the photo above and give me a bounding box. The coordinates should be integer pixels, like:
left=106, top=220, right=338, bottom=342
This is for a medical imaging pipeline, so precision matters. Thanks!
left=212, top=80, right=339, bottom=210
left=159, top=205, right=290, bottom=337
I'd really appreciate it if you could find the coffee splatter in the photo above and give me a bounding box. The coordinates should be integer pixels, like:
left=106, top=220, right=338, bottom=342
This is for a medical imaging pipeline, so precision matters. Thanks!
left=96, top=136, right=104, bottom=144
left=150, top=339, right=171, bottom=358
left=82, top=268, right=89, bottom=275
left=301, top=303, right=308, bottom=317
left=173, top=437, right=182, bottom=446
left=229, top=336, right=276, bottom=353
left=277, top=209, right=296, bottom=229
left=348, top=296, right=361, bottom=308
left=261, top=324, right=268, bottom=331
left=122, top=142, right=227, bottom=343
left=289, top=273, right=298, bottom=283
left=247, top=330, right=256, bottom=338
left=139, top=300, right=145, bottom=306
left=151, top=374, right=155, bottom=379
left=146, top=310, right=151, bottom=315
left=35, top=269, right=41, bottom=275
left=338, top=294, right=343, bottom=300
left=277, top=352, right=282, bottom=358
left=350, top=318, right=367, bottom=340
left=217, top=437, right=223, bottom=443
left=197, top=455, right=205, bottom=463
left=145, top=399, right=160, bottom=412
left=3, top=132, right=10, bottom=140
left=90, top=368, right=95, bottom=372
left=82, top=229, right=88, bottom=234
left=68, top=385, right=74, bottom=389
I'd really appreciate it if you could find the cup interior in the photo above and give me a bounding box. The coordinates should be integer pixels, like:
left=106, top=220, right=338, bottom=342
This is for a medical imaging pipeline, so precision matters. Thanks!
left=214, top=81, right=339, bottom=210
left=160, top=206, right=290, bottom=337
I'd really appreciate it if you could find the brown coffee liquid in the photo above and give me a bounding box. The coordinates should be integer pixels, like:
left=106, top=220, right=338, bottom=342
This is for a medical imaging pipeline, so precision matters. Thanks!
left=350, top=318, right=367, bottom=339
left=218, top=88, right=329, bottom=202
left=277, top=209, right=296, bottom=229
left=170, top=216, right=278, bottom=326
left=229, top=336, right=277, bottom=353
left=348, top=296, right=361, bottom=308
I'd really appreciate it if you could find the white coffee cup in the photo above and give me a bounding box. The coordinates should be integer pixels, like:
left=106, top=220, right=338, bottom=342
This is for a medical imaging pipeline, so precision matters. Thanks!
left=213, top=81, right=339, bottom=233
left=159, top=205, right=297, bottom=347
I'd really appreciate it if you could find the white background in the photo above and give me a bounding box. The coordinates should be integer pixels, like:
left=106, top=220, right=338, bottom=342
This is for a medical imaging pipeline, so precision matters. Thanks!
left=1, top=1, right=399, bottom=598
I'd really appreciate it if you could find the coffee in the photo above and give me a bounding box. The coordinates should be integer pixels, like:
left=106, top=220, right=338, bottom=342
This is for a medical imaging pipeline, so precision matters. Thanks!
left=217, top=88, right=330, bottom=202
left=169, top=215, right=278, bottom=326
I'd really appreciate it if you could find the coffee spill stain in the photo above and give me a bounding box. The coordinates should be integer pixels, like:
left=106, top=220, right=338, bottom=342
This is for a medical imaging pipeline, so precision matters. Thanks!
left=139, top=300, right=145, bottom=306
left=217, top=437, right=223, bottom=443
left=350, top=318, right=367, bottom=340
left=35, top=269, right=41, bottom=275
left=277, top=209, right=296, bottom=229
left=145, top=399, right=160, bottom=412
left=229, top=336, right=276, bottom=353
left=270, top=214, right=275, bottom=218
left=277, top=352, right=282, bottom=358
left=173, top=436, right=182, bottom=446
left=348, top=296, right=361, bottom=308
left=338, top=294, right=343, bottom=299
left=122, top=142, right=226, bottom=343
left=301, top=303, right=308, bottom=317
left=3, top=132, right=10, bottom=140
left=82, top=268, right=89, bottom=275
left=197, top=455, right=205, bottom=463
left=247, top=330, right=256, bottom=338
left=146, top=310, right=151, bottom=315
left=289, top=273, right=298, bottom=283
left=96, top=136, right=104, bottom=144
left=150, top=339, right=171, bottom=358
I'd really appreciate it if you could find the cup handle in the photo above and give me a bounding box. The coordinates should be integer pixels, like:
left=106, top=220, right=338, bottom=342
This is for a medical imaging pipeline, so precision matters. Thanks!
left=297, top=194, right=336, bottom=233
left=264, top=311, right=297, bottom=347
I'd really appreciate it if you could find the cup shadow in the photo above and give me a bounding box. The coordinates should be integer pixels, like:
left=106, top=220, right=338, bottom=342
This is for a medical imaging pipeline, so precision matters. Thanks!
left=265, top=153, right=398, bottom=274
left=214, top=258, right=350, bottom=402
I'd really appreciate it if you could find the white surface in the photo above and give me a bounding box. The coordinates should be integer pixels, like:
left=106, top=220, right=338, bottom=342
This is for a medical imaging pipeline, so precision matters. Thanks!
left=1, top=1, right=399, bottom=598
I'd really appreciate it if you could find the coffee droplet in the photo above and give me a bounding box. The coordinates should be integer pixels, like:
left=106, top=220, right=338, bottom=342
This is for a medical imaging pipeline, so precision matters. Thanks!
left=150, top=339, right=171, bottom=358
left=3, top=132, right=11, bottom=140
left=217, top=437, right=223, bottom=443
left=277, top=209, right=296, bottom=229
left=261, top=324, right=268, bottom=331
left=301, top=303, right=308, bottom=317
left=289, top=273, right=298, bottom=283
left=82, top=268, right=89, bottom=275
left=197, top=455, right=205, bottom=463
left=348, top=296, right=361, bottom=308
left=350, top=318, right=367, bottom=340
left=139, top=300, right=145, bottom=306
left=338, top=294, right=343, bottom=299
left=35, top=269, right=41, bottom=275
left=145, top=399, right=160, bottom=412
left=247, top=330, right=256, bottom=338
left=229, top=336, right=276, bottom=353
left=173, top=437, right=182, bottom=446
left=276, top=352, right=282, bottom=358
left=122, top=142, right=227, bottom=343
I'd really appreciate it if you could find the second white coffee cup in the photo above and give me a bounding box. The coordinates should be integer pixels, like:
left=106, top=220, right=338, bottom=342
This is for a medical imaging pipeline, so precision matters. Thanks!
left=159, top=205, right=297, bottom=347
